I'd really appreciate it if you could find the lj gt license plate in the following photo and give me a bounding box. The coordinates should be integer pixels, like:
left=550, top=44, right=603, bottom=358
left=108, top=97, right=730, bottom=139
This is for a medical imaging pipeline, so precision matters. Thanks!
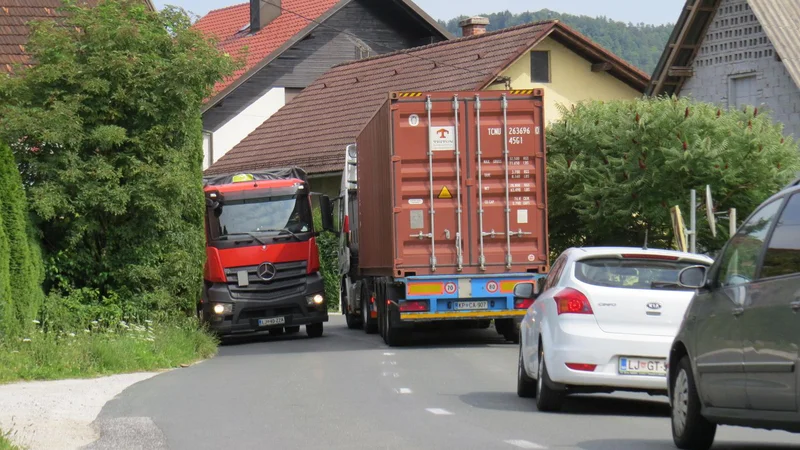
left=619, top=357, right=667, bottom=376
left=454, top=301, right=489, bottom=310
left=258, top=317, right=286, bottom=327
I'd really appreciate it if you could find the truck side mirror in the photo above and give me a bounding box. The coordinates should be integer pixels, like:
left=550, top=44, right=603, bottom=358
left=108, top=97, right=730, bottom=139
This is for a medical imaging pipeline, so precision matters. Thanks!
left=320, top=195, right=335, bottom=233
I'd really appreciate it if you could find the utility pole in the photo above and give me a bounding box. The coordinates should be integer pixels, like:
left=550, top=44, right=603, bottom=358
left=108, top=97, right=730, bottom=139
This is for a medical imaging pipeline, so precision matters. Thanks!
left=689, top=189, right=697, bottom=253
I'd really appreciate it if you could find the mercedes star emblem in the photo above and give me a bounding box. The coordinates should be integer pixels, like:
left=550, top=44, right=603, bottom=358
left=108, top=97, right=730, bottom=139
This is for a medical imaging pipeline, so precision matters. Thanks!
left=256, top=262, right=277, bottom=281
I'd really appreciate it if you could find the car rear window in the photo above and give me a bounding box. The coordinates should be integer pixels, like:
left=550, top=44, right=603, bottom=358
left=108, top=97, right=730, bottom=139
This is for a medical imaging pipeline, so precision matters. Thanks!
left=575, top=257, right=707, bottom=290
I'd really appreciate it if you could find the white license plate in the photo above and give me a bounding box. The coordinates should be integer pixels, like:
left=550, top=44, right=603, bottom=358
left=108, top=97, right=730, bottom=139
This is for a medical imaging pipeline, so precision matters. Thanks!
left=258, top=317, right=286, bottom=327
left=454, top=301, right=489, bottom=310
left=619, top=357, right=667, bottom=376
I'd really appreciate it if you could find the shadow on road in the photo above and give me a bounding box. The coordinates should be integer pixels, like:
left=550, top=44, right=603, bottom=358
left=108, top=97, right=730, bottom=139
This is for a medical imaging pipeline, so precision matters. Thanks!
left=459, top=391, right=671, bottom=418
left=576, top=439, right=800, bottom=450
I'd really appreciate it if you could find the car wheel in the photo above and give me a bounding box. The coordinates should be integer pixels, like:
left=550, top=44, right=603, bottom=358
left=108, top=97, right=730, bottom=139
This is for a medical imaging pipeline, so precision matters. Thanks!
left=517, top=343, right=537, bottom=398
left=672, top=356, right=716, bottom=450
left=535, top=345, right=564, bottom=412
left=306, top=323, right=323, bottom=338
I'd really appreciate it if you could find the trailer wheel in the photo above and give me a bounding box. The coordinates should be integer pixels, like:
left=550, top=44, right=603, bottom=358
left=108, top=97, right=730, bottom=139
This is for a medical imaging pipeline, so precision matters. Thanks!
left=306, top=322, right=323, bottom=338
left=383, top=303, right=409, bottom=347
left=344, top=280, right=363, bottom=330
left=478, top=320, right=492, bottom=329
left=269, top=328, right=285, bottom=336
left=285, top=326, right=300, bottom=334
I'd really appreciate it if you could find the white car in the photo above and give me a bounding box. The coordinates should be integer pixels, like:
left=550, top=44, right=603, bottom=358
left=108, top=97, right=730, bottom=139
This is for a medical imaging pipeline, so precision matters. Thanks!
left=515, top=247, right=713, bottom=412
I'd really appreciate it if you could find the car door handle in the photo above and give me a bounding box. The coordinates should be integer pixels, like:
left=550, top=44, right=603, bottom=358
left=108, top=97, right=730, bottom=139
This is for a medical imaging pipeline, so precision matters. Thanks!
left=791, top=301, right=800, bottom=312
left=732, top=307, right=744, bottom=317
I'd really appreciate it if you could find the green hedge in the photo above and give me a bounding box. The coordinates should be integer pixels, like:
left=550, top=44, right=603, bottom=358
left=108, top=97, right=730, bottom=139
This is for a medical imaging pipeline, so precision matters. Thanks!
left=0, top=142, right=44, bottom=338
left=313, top=209, right=340, bottom=311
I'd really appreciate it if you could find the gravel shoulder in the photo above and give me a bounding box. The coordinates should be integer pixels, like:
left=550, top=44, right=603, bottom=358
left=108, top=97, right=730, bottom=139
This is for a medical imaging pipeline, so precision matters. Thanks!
left=0, top=372, right=161, bottom=450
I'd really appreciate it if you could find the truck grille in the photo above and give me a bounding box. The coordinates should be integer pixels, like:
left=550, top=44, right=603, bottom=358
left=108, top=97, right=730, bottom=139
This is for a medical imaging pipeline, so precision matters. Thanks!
left=225, top=261, right=307, bottom=299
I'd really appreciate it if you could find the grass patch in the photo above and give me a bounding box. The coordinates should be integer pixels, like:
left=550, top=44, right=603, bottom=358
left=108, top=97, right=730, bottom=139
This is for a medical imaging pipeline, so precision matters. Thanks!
left=0, top=318, right=217, bottom=384
left=0, top=430, right=20, bottom=450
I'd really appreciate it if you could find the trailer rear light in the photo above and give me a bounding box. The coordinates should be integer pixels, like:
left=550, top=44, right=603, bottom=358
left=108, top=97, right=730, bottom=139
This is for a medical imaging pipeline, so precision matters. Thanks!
left=514, top=298, right=534, bottom=309
left=566, top=363, right=597, bottom=372
left=555, top=288, right=593, bottom=315
left=399, top=300, right=429, bottom=312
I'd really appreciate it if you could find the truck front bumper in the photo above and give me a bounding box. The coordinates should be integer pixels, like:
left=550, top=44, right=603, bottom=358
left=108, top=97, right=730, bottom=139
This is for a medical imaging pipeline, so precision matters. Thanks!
left=201, top=275, right=328, bottom=336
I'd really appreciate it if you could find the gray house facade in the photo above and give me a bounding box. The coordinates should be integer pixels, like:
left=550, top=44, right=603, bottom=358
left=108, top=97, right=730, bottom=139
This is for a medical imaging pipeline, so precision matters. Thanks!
left=648, top=0, right=800, bottom=139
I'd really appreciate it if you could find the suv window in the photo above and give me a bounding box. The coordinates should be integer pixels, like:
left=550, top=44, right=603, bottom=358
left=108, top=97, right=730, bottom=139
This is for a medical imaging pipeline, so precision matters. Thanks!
left=761, top=193, right=800, bottom=279
left=716, top=200, right=782, bottom=287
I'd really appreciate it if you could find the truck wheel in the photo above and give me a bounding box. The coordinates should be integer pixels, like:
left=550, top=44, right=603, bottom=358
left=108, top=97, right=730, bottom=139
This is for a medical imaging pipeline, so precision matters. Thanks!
left=344, top=282, right=363, bottom=330
left=285, top=326, right=300, bottom=334
left=502, top=320, right=520, bottom=344
left=362, top=284, right=378, bottom=334
left=383, top=303, right=409, bottom=347
left=478, top=320, right=492, bottom=329
left=306, top=323, right=323, bottom=338
left=269, top=328, right=285, bottom=336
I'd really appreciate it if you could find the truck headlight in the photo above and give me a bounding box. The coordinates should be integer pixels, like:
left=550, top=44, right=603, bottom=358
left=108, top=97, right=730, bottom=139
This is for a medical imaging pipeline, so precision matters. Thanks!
left=306, top=294, right=324, bottom=306
left=212, top=303, right=233, bottom=315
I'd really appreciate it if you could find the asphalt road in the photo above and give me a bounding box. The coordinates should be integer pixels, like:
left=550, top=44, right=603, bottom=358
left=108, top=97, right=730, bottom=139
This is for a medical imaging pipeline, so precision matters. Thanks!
left=88, top=316, right=800, bottom=450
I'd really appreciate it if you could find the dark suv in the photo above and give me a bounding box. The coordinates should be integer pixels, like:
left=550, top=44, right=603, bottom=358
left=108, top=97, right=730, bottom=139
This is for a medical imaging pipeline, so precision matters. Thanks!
left=669, top=178, right=800, bottom=449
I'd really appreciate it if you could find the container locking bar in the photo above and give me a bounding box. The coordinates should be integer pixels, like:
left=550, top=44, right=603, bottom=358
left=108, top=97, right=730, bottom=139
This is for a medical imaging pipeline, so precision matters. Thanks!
left=426, top=96, right=437, bottom=272
left=475, top=95, right=487, bottom=271
left=453, top=95, right=464, bottom=272
left=502, top=94, right=513, bottom=269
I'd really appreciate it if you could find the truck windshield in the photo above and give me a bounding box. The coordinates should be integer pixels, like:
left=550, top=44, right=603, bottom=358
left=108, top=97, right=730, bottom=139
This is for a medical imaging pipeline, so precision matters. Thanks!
left=210, top=194, right=312, bottom=239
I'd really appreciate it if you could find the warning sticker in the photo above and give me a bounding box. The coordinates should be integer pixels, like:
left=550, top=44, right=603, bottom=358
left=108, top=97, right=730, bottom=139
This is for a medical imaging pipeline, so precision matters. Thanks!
left=438, top=186, right=453, bottom=199
left=430, top=126, right=455, bottom=151
left=517, top=209, right=529, bottom=224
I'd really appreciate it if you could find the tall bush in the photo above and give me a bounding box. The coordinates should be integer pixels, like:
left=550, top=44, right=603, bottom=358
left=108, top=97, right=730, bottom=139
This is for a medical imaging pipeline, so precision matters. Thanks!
left=0, top=141, right=44, bottom=337
left=546, top=96, right=800, bottom=256
left=313, top=209, right=340, bottom=311
left=0, top=1, right=236, bottom=319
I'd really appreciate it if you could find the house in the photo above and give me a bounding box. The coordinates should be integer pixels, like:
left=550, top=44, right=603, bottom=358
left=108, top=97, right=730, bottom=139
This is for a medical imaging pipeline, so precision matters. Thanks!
left=195, top=0, right=451, bottom=169
left=204, top=18, right=650, bottom=195
left=1, top=0, right=155, bottom=74
left=648, top=0, right=800, bottom=139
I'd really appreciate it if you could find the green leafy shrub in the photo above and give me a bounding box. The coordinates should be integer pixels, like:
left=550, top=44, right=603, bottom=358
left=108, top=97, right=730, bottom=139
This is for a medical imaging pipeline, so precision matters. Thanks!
left=546, top=96, right=800, bottom=256
left=0, top=1, right=236, bottom=319
left=313, top=209, right=340, bottom=311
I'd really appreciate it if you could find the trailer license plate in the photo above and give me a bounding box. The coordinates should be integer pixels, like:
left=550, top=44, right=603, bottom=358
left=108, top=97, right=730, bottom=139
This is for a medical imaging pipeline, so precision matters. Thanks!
left=258, top=317, right=286, bottom=327
left=454, top=301, right=488, bottom=310
left=619, top=357, right=666, bottom=376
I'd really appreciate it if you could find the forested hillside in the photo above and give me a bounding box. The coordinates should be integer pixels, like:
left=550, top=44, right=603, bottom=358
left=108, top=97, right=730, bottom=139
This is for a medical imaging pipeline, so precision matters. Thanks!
left=441, top=10, right=673, bottom=74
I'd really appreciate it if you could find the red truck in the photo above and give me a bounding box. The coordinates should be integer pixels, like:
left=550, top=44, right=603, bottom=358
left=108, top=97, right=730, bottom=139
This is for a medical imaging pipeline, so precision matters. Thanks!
left=200, top=168, right=332, bottom=338
left=323, top=90, right=549, bottom=346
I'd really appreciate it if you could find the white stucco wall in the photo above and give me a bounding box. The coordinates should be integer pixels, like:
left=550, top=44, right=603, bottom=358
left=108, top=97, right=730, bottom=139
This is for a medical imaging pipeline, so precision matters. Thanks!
left=204, top=87, right=287, bottom=169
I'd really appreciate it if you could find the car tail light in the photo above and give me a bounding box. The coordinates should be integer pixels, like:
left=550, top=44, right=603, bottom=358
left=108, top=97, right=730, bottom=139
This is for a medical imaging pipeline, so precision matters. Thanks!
left=621, top=253, right=679, bottom=261
left=566, top=363, right=597, bottom=372
left=399, top=300, right=429, bottom=312
left=515, top=298, right=534, bottom=309
left=555, top=288, right=593, bottom=315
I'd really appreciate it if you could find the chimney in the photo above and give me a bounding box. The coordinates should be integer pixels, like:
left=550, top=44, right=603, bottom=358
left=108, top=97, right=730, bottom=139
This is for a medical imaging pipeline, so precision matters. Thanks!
left=459, top=17, right=489, bottom=37
left=251, top=0, right=281, bottom=33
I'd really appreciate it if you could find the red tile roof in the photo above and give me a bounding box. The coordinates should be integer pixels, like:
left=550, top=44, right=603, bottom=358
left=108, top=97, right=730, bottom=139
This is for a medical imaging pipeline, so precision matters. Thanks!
left=193, top=0, right=340, bottom=99
left=206, top=20, right=650, bottom=176
left=1, top=0, right=154, bottom=74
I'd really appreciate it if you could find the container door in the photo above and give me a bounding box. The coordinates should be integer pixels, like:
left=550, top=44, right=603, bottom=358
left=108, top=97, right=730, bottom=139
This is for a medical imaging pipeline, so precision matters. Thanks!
left=392, top=96, right=469, bottom=273
left=464, top=94, right=547, bottom=271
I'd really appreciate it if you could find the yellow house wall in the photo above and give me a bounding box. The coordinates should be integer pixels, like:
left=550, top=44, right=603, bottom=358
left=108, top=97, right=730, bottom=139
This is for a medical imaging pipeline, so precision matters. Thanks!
left=487, top=37, right=643, bottom=124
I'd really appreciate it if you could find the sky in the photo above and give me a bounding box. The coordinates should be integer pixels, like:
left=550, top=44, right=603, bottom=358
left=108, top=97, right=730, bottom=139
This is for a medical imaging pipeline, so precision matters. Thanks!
left=155, top=0, right=686, bottom=26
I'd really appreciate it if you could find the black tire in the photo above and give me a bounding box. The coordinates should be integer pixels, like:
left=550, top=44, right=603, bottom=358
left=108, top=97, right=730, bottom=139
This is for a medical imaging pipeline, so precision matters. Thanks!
left=478, top=320, right=492, bottom=329
left=306, top=322, right=323, bottom=338
left=362, top=284, right=378, bottom=334
left=671, top=356, right=717, bottom=450
left=343, top=282, right=363, bottom=330
left=535, top=345, right=564, bottom=412
left=285, top=326, right=300, bottom=334
left=383, top=303, right=409, bottom=347
left=517, top=343, right=537, bottom=398
left=269, top=328, right=285, bottom=336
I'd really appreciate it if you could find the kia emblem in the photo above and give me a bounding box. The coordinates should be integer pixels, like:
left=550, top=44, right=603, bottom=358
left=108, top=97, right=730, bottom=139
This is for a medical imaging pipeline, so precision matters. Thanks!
left=647, top=302, right=662, bottom=310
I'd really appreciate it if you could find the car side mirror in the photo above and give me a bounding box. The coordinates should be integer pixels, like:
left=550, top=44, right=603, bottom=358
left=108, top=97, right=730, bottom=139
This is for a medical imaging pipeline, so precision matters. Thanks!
left=513, top=282, right=536, bottom=299
left=319, top=195, right=335, bottom=233
left=678, top=266, right=708, bottom=289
